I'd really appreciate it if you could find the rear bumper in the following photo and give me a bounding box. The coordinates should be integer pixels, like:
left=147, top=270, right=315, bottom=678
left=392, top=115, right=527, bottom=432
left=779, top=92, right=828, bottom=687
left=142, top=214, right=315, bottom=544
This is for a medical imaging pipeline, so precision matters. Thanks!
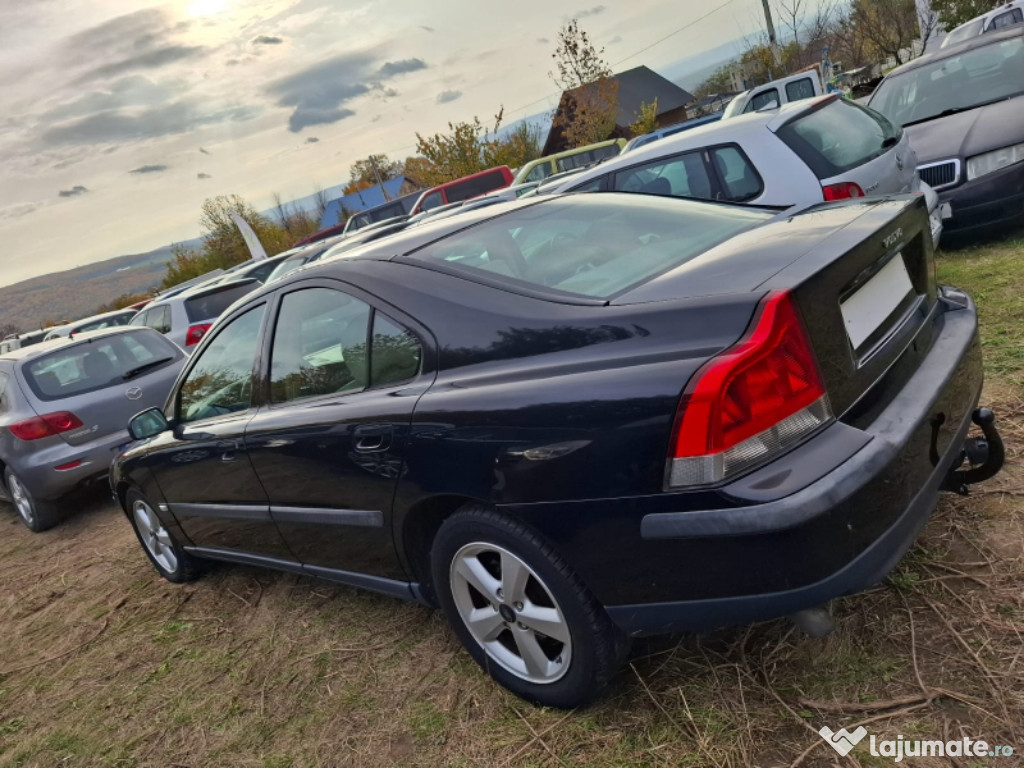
left=6, top=430, right=130, bottom=502
left=502, top=292, right=994, bottom=636
left=938, top=161, right=1024, bottom=237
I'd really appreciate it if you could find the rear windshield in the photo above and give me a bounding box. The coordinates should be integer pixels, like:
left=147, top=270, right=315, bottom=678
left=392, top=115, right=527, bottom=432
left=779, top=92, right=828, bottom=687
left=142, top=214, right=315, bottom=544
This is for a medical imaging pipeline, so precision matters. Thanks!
left=23, top=331, right=177, bottom=401
left=776, top=98, right=900, bottom=178
left=76, top=312, right=134, bottom=332
left=184, top=281, right=256, bottom=322
left=410, top=195, right=773, bottom=299
left=446, top=170, right=509, bottom=203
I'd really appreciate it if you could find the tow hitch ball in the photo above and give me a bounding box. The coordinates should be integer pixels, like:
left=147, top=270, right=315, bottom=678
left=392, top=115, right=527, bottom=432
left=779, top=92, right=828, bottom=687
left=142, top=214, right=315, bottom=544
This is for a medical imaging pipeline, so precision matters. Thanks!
left=941, top=408, right=1005, bottom=495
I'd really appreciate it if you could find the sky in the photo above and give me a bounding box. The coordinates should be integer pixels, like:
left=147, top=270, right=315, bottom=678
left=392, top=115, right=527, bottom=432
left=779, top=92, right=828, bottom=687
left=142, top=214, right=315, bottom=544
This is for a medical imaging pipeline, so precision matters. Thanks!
left=0, top=0, right=779, bottom=287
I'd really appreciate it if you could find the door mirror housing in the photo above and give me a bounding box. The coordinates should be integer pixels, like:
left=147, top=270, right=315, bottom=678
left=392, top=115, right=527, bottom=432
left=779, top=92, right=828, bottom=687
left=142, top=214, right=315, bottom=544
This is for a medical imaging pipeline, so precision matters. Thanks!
left=128, top=407, right=170, bottom=440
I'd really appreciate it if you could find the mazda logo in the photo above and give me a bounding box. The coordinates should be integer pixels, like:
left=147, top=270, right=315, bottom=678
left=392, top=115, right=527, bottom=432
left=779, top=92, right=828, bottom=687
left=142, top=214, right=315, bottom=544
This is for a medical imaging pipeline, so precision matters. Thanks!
left=125, top=386, right=143, bottom=401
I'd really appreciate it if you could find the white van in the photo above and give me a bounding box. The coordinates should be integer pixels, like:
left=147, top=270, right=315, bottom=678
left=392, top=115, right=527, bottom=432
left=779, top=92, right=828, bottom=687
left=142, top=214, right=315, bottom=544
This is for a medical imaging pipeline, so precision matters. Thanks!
left=722, top=70, right=824, bottom=118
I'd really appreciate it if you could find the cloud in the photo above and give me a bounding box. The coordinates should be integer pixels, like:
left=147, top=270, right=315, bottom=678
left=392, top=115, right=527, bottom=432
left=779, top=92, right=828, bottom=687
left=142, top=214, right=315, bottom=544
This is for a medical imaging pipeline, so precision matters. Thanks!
left=537, top=37, right=550, bottom=44
left=305, top=136, right=319, bottom=143
left=253, top=34, right=284, bottom=45
left=42, top=101, right=259, bottom=145
left=267, top=51, right=427, bottom=132
left=197, top=172, right=212, bottom=179
left=378, top=58, right=427, bottom=77
left=0, top=201, right=44, bottom=221
left=78, top=45, right=206, bottom=83
left=436, top=89, right=462, bottom=104
left=575, top=5, right=606, bottom=18
left=608, top=35, right=622, bottom=44
left=419, top=25, right=435, bottom=32
left=129, top=164, right=169, bottom=174
left=42, top=76, right=173, bottom=123
left=58, top=185, right=89, bottom=198
left=199, top=147, right=211, bottom=155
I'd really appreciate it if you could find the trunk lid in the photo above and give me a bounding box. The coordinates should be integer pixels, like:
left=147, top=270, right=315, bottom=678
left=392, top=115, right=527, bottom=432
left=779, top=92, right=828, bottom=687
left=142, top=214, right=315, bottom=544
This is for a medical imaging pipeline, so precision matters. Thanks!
left=17, top=329, right=185, bottom=447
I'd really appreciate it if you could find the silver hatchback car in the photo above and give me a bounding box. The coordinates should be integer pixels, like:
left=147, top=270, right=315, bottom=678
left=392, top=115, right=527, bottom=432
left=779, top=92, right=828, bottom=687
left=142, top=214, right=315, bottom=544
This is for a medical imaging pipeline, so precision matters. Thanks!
left=544, top=95, right=942, bottom=242
left=0, top=327, right=184, bottom=531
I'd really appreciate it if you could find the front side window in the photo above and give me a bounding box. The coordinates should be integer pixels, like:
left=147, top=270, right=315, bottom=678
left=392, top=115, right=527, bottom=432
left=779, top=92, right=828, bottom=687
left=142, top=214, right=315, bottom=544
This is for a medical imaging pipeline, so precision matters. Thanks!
left=178, top=305, right=265, bottom=423
left=612, top=151, right=715, bottom=200
left=744, top=88, right=780, bottom=112
left=270, top=288, right=371, bottom=403
left=129, top=309, right=149, bottom=327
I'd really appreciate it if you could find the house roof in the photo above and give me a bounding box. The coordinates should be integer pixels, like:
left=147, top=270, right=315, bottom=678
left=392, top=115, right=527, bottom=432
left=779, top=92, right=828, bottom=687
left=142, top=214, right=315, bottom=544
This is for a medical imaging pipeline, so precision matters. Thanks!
left=542, top=66, right=695, bottom=154
left=319, top=175, right=409, bottom=229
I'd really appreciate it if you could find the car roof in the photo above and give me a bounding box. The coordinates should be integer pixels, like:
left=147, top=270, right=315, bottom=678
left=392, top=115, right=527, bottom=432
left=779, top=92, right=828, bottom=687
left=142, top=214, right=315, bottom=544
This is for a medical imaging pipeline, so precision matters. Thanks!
left=886, top=24, right=1024, bottom=78
left=0, top=326, right=157, bottom=363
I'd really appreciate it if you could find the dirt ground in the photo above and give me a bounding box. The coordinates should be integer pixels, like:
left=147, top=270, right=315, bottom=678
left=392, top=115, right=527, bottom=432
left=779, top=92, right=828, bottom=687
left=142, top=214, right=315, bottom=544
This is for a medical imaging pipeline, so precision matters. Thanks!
left=1, top=247, right=1022, bottom=766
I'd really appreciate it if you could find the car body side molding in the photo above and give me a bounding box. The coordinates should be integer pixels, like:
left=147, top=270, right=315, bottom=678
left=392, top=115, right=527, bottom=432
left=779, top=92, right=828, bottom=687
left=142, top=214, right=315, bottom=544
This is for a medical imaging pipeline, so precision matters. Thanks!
left=269, top=506, right=384, bottom=527
left=169, top=502, right=271, bottom=521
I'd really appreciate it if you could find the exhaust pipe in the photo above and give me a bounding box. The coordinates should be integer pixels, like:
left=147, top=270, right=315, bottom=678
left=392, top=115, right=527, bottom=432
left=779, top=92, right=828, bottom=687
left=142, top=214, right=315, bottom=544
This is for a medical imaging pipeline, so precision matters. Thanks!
left=790, top=607, right=835, bottom=638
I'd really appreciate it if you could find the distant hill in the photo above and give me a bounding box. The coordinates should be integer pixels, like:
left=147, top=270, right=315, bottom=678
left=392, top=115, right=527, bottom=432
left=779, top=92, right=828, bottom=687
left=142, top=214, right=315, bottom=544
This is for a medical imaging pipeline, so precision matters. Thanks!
left=0, top=244, right=189, bottom=332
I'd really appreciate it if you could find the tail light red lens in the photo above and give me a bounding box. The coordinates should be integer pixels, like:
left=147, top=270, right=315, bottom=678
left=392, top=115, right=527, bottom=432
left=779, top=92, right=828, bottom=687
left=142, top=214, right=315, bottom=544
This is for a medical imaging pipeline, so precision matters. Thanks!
left=822, top=182, right=865, bottom=201
left=185, top=323, right=212, bottom=346
left=668, top=291, right=832, bottom=487
left=9, top=411, right=84, bottom=441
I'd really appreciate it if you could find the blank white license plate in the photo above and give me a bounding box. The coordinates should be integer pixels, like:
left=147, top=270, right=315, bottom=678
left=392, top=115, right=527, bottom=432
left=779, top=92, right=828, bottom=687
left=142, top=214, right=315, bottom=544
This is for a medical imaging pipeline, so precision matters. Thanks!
left=840, top=254, right=913, bottom=350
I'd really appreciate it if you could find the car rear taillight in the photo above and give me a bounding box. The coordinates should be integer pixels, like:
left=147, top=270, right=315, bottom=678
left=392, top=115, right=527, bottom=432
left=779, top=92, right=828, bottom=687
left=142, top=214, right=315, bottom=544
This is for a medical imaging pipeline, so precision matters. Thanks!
left=9, top=411, right=84, bottom=441
left=185, top=323, right=212, bottom=346
left=822, top=182, right=865, bottom=201
left=667, top=291, right=832, bottom=488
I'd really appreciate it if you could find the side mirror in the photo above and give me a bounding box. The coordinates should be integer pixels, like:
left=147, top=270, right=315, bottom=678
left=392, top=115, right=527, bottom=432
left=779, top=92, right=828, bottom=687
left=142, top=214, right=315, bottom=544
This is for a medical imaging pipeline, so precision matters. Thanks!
left=128, top=407, right=170, bottom=441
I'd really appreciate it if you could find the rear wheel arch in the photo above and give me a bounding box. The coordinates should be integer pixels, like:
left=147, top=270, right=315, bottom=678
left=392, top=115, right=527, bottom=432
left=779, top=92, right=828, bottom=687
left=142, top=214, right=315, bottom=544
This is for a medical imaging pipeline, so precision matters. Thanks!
left=399, top=494, right=482, bottom=602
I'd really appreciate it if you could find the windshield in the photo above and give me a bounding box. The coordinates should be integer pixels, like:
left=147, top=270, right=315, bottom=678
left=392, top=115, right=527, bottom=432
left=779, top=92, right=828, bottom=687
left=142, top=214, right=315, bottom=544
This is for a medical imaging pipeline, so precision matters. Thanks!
left=410, top=195, right=773, bottom=300
left=942, top=18, right=985, bottom=47
left=870, top=36, right=1024, bottom=125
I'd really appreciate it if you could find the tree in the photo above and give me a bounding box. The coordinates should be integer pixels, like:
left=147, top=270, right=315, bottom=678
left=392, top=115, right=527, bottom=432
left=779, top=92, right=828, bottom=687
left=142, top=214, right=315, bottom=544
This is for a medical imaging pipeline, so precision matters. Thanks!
left=776, top=0, right=806, bottom=56
left=849, top=0, right=927, bottom=65
left=549, top=18, right=620, bottom=149
left=629, top=99, right=659, bottom=138
left=414, top=108, right=543, bottom=186
left=549, top=18, right=612, bottom=91
left=929, top=0, right=1001, bottom=27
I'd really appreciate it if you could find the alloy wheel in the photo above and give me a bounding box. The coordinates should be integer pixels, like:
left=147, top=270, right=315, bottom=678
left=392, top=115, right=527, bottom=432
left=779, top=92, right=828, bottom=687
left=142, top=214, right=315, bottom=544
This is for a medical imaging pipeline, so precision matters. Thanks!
left=133, top=498, right=179, bottom=574
left=7, top=474, right=34, bottom=527
left=449, top=542, right=572, bottom=684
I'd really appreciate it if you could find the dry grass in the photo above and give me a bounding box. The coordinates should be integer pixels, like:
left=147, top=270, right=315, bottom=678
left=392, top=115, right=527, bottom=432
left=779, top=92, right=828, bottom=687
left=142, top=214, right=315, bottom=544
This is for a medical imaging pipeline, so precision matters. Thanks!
left=0, top=243, right=1021, bottom=768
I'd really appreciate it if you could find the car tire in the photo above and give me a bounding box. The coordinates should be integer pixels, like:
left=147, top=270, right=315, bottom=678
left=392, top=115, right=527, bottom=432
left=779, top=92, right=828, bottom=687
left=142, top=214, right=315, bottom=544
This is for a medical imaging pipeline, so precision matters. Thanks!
left=125, top=488, right=203, bottom=583
left=4, top=468, right=61, bottom=532
left=431, top=504, right=629, bottom=708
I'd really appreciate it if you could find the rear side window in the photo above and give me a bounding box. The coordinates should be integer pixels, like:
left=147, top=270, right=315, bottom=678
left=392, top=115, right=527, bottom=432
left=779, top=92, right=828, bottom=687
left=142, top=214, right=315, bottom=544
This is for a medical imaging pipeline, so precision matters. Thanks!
left=446, top=170, right=508, bottom=203
left=184, top=281, right=255, bottom=323
left=785, top=77, right=816, bottom=101
left=988, top=8, right=1022, bottom=30
left=270, top=288, right=371, bottom=403
left=744, top=88, right=780, bottom=112
left=370, top=313, right=421, bottom=387
left=611, top=151, right=715, bottom=200
left=136, top=304, right=171, bottom=333
left=777, top=99, right=900, bottom=178
left=710, top=146, right=763, bottom=201
left=23, top=331, right=178, bottom=401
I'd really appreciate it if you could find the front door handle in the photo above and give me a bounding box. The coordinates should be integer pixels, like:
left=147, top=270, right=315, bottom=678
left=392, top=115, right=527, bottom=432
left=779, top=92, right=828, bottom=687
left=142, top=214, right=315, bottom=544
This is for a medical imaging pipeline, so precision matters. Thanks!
left=353, top=424, right=392, bottom=453
left=216, top=439, right=240, bottom=462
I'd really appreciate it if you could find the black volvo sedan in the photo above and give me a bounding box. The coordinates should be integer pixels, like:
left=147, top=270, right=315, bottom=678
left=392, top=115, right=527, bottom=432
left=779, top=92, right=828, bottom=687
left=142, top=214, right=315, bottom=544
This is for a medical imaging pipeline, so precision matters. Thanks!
left=111, top=192, right=1002, bottom=708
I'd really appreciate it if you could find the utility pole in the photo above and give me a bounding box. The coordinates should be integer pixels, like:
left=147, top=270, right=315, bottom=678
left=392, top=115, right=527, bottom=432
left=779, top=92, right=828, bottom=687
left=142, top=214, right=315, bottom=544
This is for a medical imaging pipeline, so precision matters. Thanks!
left=761, top=0, right=782, bottom=70
left=367, top=156, right=392, bottom=202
